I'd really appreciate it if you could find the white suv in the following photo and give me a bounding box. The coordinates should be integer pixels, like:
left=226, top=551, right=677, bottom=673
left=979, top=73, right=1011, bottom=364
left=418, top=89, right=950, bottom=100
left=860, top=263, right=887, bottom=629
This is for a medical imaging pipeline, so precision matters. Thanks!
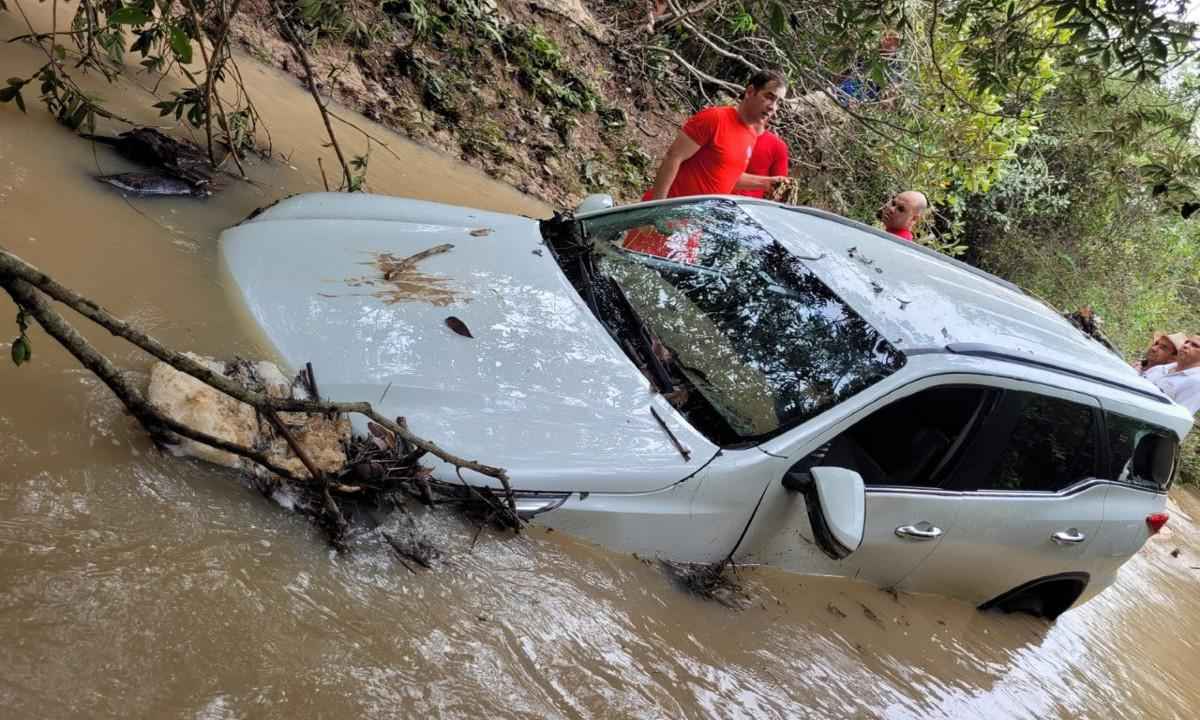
left=221, top=192, right=1193, bottom=619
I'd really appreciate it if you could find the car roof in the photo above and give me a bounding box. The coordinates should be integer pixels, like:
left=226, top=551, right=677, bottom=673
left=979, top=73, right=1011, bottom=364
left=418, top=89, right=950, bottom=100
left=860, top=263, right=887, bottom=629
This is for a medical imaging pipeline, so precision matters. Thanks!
left=582, top=195, right=1176, bottom=413
left=735, top=199, right=1175, bottom=399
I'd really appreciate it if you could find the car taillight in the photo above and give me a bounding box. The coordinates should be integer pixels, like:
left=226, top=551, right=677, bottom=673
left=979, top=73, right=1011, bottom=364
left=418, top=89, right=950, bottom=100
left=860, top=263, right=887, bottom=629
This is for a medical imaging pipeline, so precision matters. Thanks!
left=1146, top=513, right=1169, bottom=534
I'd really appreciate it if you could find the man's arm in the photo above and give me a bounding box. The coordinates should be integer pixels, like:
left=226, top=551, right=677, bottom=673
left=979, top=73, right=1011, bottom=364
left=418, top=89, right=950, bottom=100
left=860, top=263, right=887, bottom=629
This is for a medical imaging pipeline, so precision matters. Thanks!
left=734, top=174, right=786, bottom=191
left=649, top=131, right=702, bottom=200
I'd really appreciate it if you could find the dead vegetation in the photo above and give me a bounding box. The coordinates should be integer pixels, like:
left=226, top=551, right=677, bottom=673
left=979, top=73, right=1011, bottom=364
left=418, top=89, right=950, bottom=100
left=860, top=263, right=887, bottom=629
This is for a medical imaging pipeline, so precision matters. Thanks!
left=329, top=243, right=466, bottom=306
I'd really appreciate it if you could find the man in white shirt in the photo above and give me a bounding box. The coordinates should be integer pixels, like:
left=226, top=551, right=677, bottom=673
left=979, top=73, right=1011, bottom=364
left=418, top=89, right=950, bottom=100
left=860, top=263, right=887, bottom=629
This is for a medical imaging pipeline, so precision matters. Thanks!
left=1143, top=335, right=1200, bottom=414
left=1134, top=331, right=1185, bottom=374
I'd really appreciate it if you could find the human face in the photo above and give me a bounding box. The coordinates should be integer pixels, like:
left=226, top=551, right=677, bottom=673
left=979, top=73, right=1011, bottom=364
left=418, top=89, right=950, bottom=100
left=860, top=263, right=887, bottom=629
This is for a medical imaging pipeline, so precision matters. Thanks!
left=1145, top=335, right=1179, bottom=367
left=878, top=193, right=920, bottom=232
left=880, top=33, right=901, bottom=56
left=741, top=80, right=787, bottom=125
left=1178, top=336, right=1200, bottom=369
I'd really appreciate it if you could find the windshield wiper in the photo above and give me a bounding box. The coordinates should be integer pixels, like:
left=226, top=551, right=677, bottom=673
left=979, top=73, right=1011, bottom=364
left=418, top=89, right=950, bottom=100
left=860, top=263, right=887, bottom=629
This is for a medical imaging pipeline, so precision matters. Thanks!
left=605, top=276, right=675, bottom=394
left=576, top=254, right=600, bottom=314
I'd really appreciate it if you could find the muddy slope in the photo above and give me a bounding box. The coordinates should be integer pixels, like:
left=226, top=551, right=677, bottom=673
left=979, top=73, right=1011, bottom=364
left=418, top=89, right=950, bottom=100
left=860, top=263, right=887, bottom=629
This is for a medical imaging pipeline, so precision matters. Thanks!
left=230, top=0, right=682, bottom=207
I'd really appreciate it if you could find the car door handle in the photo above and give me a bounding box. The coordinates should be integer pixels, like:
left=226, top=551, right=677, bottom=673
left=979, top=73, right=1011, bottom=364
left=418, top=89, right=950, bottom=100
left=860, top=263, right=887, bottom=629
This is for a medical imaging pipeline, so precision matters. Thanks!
left=895, top=523, right=943, bottom=540
left=1051, top=528, right=1087, bottom=545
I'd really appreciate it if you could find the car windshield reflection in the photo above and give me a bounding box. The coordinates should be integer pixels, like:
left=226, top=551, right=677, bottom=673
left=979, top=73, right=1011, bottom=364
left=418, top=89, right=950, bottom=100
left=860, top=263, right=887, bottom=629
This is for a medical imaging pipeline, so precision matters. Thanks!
left=554, top=199, right=906, bottom=445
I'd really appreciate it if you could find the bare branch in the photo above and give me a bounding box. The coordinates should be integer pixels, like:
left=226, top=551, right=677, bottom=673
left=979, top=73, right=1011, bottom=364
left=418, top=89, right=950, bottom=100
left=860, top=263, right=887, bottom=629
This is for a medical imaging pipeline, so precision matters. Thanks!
left=270, top=0, right=353, bottom=190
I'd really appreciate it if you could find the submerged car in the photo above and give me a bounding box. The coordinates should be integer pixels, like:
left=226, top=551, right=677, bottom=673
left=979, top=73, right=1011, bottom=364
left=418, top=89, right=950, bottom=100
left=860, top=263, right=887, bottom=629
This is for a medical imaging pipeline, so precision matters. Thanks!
left=219, top=192, right=1193, bottom=619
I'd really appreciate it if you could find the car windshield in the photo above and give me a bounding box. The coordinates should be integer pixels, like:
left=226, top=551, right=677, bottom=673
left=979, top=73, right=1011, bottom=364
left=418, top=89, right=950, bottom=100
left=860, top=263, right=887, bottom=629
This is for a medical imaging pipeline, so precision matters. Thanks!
left=567, top=198, right=905, bottom=444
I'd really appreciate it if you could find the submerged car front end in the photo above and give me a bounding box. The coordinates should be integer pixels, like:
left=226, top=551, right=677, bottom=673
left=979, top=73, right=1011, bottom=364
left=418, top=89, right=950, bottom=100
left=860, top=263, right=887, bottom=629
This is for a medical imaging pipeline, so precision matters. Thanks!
left=218, top=192, right=718, bottom=501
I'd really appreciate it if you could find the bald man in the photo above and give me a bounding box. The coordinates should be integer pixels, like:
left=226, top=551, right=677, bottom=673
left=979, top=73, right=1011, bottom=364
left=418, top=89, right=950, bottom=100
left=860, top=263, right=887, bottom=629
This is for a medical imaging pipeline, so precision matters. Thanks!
left=878, top=191, right=928, bottom=242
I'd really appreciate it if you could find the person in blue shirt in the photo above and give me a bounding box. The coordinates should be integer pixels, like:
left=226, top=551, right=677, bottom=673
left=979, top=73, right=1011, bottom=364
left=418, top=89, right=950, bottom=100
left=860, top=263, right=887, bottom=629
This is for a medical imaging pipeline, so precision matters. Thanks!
left=832, top=30, right=904, bottom=108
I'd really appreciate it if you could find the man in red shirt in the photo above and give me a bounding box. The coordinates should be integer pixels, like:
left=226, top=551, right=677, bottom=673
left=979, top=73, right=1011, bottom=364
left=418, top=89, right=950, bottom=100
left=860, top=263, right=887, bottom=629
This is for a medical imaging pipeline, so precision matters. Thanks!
left=878, top=190, right=928, bottom=242
left=646, top=69, right=790, bottom=200
left=734, top=124, right=789, bottom=199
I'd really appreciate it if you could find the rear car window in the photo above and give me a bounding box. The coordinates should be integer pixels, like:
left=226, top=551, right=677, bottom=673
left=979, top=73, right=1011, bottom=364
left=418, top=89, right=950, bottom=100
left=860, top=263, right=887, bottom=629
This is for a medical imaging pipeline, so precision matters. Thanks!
left=1105, top=412, right=1179, bottom=490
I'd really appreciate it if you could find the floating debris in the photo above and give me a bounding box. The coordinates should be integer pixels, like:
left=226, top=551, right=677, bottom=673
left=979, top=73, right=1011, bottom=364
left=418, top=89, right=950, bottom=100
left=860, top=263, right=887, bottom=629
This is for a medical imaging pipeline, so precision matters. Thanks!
left=660, top=559, right=752, bottom=609
left=96, top=172, right=209, bottom=198
left=84, top=127, right=213, bottom=192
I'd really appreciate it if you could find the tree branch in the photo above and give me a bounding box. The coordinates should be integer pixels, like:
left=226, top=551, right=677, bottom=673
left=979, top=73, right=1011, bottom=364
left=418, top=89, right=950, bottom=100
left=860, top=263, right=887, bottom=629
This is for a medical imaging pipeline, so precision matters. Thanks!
left=0, top=274, right=307, bottom=484
left=0, top=248, right=512, bottom=489
left=270, top=0, right=353, bottom=190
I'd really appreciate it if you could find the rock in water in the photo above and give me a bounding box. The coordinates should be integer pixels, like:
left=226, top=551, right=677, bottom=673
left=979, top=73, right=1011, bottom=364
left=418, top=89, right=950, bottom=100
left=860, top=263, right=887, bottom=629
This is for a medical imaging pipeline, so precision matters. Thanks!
left=147, top=353, right=351, bottom=479
left=97, top=173, right=209, bottom=198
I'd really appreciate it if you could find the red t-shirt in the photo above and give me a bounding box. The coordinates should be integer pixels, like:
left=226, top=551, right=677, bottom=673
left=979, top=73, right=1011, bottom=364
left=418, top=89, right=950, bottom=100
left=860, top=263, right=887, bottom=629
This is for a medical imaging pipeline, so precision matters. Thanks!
left=887, top=228, right=914, bottom=242
left=733, top=131, right=789, bottom=199
left=643, top=106, right=757, bottom=200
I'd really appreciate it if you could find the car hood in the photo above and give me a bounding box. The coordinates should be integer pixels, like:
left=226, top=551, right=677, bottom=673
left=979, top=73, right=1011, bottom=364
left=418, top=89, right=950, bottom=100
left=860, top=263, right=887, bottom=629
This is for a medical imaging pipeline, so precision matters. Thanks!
left=218, top=193, right=715, bottom=492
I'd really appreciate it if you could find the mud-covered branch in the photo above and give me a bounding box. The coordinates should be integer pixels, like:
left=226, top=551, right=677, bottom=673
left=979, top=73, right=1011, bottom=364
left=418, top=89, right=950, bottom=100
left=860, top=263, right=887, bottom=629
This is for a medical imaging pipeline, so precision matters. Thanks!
left=0, top=246, right=521, bottom=544
left=0, top=274, right=307, bottom=484
left=0, top=248, right=509, bottom=485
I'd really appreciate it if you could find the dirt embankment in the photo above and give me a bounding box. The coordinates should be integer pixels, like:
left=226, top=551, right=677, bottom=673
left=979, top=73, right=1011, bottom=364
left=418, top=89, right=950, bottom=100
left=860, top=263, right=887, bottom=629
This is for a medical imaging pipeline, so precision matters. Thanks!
left=229, top=0, right=684, bottom=208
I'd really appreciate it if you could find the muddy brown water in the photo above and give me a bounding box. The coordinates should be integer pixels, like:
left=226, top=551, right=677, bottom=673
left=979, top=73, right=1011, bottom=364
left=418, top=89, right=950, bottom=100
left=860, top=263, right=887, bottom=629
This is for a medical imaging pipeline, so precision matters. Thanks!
left=3, top=7, right=1200, bottom=719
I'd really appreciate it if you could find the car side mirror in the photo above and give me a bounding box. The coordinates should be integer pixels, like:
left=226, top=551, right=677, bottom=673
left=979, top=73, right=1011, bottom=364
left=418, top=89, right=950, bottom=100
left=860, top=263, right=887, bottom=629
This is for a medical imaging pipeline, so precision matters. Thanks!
left=782, top=466, right=865, bottom=560
left=575, top=194, right=614, bottom=214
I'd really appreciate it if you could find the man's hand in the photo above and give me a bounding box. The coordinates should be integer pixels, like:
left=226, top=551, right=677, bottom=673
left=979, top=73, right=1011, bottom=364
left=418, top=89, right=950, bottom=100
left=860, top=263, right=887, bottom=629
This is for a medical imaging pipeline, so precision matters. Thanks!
left=734, top=174, right=790, bottom=191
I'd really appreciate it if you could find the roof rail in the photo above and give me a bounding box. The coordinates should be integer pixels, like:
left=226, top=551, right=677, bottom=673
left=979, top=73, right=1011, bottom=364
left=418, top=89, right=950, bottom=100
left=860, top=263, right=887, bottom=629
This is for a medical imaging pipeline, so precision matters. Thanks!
left=943, top=343, right=1170, bottom=404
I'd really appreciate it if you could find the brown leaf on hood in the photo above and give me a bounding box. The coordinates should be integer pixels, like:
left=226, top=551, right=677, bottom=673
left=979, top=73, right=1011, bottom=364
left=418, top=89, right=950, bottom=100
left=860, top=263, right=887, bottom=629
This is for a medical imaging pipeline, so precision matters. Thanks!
left=469, top=228, right=493, bottom=237
left=445, top=316, right=474, bottom=338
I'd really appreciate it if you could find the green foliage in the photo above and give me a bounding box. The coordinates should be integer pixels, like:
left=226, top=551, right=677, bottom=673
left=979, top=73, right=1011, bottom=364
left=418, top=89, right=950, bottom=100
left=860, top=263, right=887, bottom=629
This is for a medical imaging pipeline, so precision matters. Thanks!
left=617, top=144, right=653, bottom=190
left=291, top=0, right=386, bottom=46
left=396, top=50, right=464, bottom=120
left=0, top=77, right=30, bottom=113
left=347, top=149, right=369, bottom=191
left=36, top=67, right=99, bottom=132
left=814, top=0, right=1197, bottom=94
left=459, top=119, right=511, bottom=163
left=506, top=26, right=598, bottom=116
left=154, top=87, right=207, bottom=127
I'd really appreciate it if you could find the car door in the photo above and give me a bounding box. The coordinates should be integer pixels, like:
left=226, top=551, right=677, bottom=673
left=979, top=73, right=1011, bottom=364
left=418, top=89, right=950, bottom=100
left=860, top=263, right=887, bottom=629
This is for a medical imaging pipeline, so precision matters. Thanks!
left=1088, top=406, right=1177, bottom=586
left=741, top=383, right=995, bottom=589
left=901, top=384, right=1108, bottom=605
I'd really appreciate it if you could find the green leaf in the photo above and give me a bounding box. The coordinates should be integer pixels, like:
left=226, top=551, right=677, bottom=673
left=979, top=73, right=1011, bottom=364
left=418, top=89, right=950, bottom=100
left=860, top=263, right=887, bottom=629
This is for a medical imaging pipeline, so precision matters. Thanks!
left=14, top=90, right=25, bottom=113
left=108, top=7, right=151, bottom=25
left=67, top=103, right=88, bottom=130
left=7, top=77, right=24, bottom=87
left=1149, top=36, right=1168, bottom=61
left=768, top=1, right=787, bottom=35
left=10, top=337, right=28, bottom=367
left=0, top=86, right=15, bottom=103
left=170, top=27, right=193, bottom=65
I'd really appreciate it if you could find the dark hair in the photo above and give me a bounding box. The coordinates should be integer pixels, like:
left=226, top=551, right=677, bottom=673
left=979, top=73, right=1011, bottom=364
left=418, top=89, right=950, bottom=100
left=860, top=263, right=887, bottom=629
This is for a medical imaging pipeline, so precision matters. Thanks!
left=747, top=68, right=787, bottom=92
